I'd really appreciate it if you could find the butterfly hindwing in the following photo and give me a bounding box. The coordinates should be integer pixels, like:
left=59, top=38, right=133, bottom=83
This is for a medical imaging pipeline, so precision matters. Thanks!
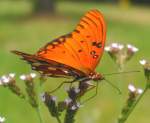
left=12, top=50, right=86, bottom=78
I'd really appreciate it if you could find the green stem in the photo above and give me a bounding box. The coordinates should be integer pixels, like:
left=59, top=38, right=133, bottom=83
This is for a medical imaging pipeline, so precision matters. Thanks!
left=35, top=78, right=44, bottom=123
left=56, top=115, right=61, bottom=123
left=35, top=107, right=43, bottom=123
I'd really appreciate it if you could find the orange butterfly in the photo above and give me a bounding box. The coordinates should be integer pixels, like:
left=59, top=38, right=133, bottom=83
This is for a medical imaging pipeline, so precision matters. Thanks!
left=12, top=9, right=106, bottom=82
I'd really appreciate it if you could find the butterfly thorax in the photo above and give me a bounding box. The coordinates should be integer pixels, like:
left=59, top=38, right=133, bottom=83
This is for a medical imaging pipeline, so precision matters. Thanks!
left=88, top=72, right=104, bottom=81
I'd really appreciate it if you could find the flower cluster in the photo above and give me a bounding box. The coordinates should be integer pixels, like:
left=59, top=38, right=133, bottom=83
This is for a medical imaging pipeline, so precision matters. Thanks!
left=0, top=73, right=39, bottom=107
left=20, top=73, right=36, bottom=81
left=20, top=73, right=38, bottom=107
left=128, top=84, right=143, bottom=98
left=40, top=79, right=92, bottom=123
left=0, top=73, right=25, bottom=98
left=118, top=83, right=143, bottom=123
left=0, top=73, right=15, bottom=86
left=105, top=43, right=138, bottom=69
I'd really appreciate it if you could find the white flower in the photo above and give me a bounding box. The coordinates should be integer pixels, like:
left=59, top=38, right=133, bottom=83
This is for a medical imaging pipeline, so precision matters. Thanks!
left=20, top=74, right=26, bottom=80
left=118, top=44, right=124, bottom=50
left=137, top=89, right=143, bottom=94
left=111, top=43, right=118, bottom=48
left=128, top=83, right=143, bottom=95
left=132, top=47, right=139, bottom=52
left=30, top=73, right=36, bottom=78
left=104, top=46, right=111, bottom=51
left=9, top=73, right=15, bottom=78
left=71, top=105, right=77, bottom=110
left=64, top=98, right=72, bottom=105
left=1, top=75, right=10, bottom=84
left=71, top=102, right=83, bottom=110
left=128, top=84, right=136, bottom=92
left=127, top=44, right=132, bottom=49
left=139, top=59, right=147, bottom=65
left=105, top=43, right=124, bottom=51
left=127, top=44, right=139, bottom=52
left=0, top=116, right=5, bottom=123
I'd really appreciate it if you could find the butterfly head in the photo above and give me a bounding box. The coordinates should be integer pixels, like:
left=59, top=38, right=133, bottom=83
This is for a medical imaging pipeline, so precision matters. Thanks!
left=89, top=72, right=104, bottom=81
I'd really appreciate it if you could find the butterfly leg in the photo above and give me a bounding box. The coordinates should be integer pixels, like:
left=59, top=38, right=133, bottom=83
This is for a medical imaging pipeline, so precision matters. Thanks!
left=69, top=77, right=90, bottom=88
left=48, top=79, right=79, bottom=94
left=81, top=82, right=99, bottom=104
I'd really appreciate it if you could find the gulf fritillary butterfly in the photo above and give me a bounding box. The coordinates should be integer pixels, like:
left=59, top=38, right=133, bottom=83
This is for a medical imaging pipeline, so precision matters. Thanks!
left=12, top=9, right=106, bottom=81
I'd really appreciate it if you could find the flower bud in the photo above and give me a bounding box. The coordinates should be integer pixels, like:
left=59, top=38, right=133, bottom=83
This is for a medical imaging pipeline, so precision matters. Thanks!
left=20, top=73, right=38, bottom=107
left=139, top=59, right=150, bottom=81
left=41, top=92, right=60, bottom=117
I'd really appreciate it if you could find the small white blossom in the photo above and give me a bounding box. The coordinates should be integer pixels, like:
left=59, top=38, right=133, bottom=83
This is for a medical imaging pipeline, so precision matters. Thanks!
left=111, top=43, right=118, bottom=48
left=105, top=43, right=124, bottom=52
left=9, top=73, right=15, bottom=78
left=71, top=105, right=77, bottom=110
left=30, top=73, right=36, bottom=78
left=118, top=44, right=124, bottom=50
left=128, top=84, right=136, bottom=92
left=139, top=59, right=147, bottom=65
left=71, top=103, right=83, bottom=110
left=1, top=76, right=10, bottom=84
left=132, top=47, right=139, bottom=52
left=127, top=44, right=132, bottom=49
left=128, top=83, right=143, bottom=95
left=127, top=44, right=139, bottom=52
left=104, top=46, right=111, bottom=51
left=20, top=75, right=26, bottom=80
left=137, top=89, right=143, bottom=94
left=64, top=98, right=72, bottom=105
left=0, top=116, right=5, bottom=123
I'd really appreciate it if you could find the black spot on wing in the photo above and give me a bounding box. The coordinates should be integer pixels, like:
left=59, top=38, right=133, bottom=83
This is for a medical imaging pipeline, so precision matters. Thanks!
left=78, top=49, right=82, bottom=53
left=92, top=41, right=102, bottom=48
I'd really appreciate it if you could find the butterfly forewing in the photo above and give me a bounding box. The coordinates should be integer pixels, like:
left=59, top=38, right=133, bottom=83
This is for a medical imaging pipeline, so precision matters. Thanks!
left=76, top=10, right=106, bottom=70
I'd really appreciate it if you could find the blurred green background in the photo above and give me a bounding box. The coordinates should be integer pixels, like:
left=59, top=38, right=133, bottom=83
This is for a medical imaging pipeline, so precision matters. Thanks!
left=0, top=0, right=150, bottom=123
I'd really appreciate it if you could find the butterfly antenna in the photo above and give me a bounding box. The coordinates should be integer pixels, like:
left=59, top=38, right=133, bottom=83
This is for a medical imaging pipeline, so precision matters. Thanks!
left=103, top=70, right=140, bottom=76
left=103, top=78, right=122, bottom=94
